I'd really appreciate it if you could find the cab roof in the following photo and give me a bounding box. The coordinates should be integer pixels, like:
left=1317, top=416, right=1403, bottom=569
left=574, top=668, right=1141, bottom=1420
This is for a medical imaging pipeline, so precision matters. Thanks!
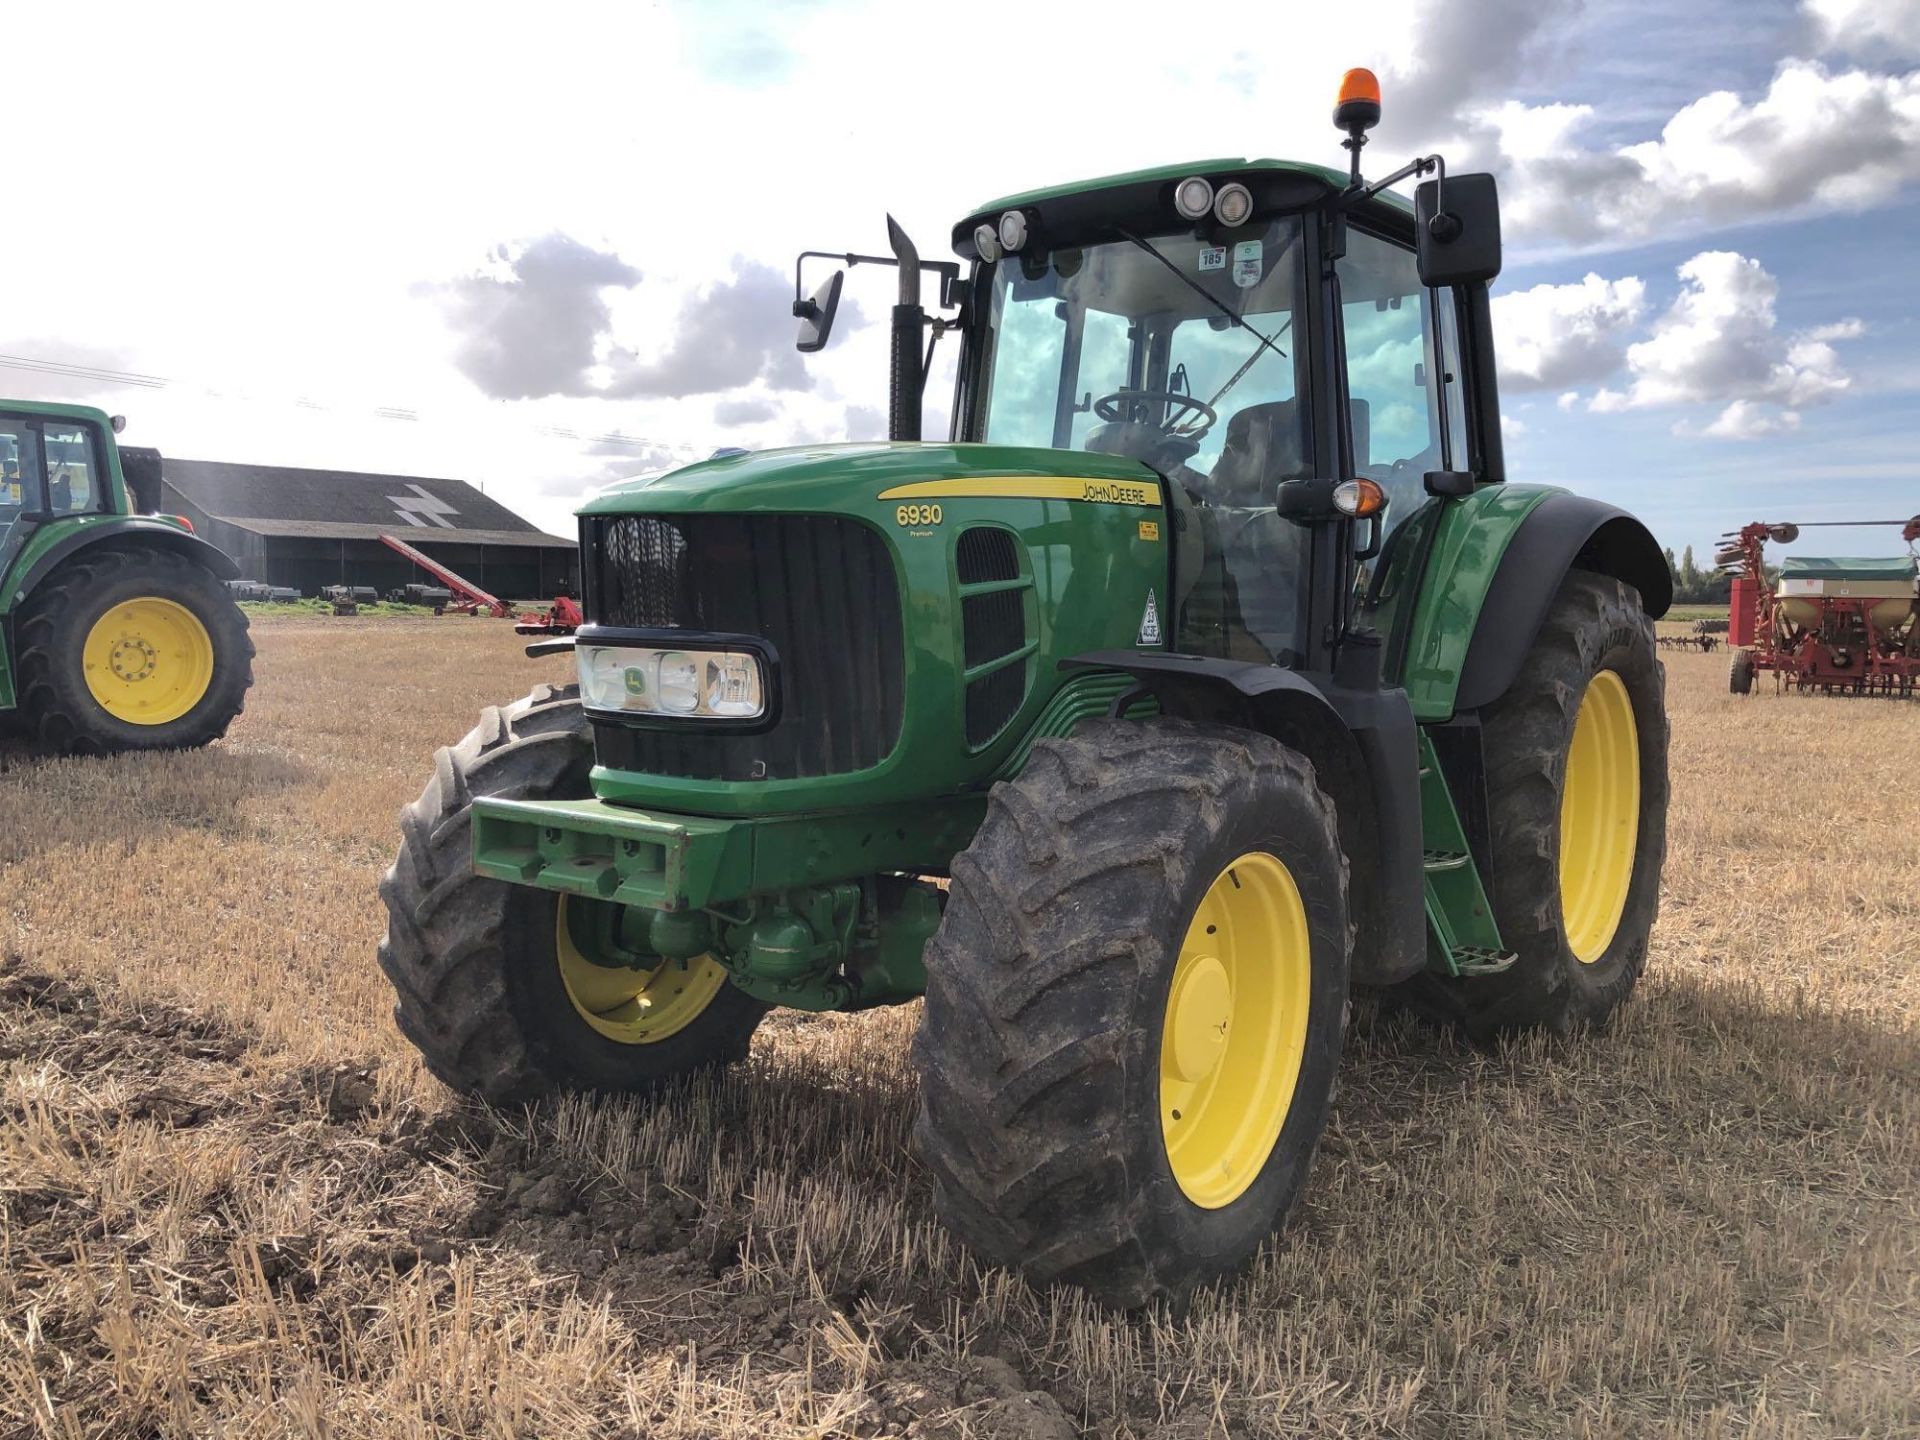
left=954, top=157, right=1414, bottom=258
left=0, top=398, right=115, bottom=427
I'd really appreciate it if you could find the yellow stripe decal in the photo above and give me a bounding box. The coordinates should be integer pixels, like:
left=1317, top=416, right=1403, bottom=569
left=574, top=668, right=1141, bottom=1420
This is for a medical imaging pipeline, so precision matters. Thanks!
left=876, top=476, right=1162, bottom=507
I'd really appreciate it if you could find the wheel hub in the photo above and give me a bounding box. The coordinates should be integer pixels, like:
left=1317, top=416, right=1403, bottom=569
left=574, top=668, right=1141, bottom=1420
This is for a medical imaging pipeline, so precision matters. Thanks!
left=1158, top=852, right=1312, bottom=1210
left=80, top=597, right=216, bottom=725
left=1166, top=954, right=1231, bottom=1082
left=108, top=636, right=158, bottom=682
left=1558, top=669, right=1641, bottom=963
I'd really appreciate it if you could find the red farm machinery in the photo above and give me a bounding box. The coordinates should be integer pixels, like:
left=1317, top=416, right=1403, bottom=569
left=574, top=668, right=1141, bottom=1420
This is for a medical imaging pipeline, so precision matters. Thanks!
left=376, top=532, right=580, bottom=636
left=1718, top=516, right=1920, bottom=696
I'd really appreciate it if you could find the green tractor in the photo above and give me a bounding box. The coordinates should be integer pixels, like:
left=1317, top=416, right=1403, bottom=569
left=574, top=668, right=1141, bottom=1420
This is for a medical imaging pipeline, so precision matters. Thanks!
left=0, top=401, right=253, bottom=754
left=379, top=74, right=1670, bottom=1307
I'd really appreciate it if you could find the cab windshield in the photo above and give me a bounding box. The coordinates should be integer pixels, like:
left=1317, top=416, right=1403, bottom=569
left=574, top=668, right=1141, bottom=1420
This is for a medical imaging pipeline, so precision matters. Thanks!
left=976, top=219, right=1312, bottom=663
left=979, top=218, right=1308, bottom=503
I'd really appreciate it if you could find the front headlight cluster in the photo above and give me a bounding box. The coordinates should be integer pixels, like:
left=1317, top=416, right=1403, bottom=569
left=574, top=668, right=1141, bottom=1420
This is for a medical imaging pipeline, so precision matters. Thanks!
left=578, top=643, right=766, bottom=721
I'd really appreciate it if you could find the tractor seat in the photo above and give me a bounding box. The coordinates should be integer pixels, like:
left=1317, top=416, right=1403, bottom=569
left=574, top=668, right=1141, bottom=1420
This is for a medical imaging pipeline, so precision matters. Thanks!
left=1203, top=400, right=1311, bottom=507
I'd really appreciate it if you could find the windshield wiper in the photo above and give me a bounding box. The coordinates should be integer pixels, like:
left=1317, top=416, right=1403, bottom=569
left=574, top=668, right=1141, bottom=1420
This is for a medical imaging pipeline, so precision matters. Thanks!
left=1116, top=228, right=1287, bottom=364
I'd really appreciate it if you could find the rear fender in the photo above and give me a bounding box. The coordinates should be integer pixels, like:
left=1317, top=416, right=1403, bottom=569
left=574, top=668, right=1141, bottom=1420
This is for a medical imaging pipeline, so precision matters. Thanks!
left=1063, top=651, right=1426, bottom=986
left=1454, top=495, right=1671, bottom=715
left=4, top=517, right=241, bottom=614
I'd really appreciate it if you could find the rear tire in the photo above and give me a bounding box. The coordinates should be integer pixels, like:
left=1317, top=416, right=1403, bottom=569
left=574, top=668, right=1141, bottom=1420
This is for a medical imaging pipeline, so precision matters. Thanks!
left=376, top=685, right=765, bottom=1103
left=914, top=718, right=1350, bottom=1309
left=1729, top=649, right=1755, bottom=695
left=15, top=547, right=252, bottom=756
left=1426, top=571, right=1667, bottom=1036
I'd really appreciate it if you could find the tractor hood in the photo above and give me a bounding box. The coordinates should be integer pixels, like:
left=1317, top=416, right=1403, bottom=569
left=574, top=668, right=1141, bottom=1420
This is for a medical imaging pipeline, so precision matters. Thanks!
left=578, top=442, right=1163, bottom=517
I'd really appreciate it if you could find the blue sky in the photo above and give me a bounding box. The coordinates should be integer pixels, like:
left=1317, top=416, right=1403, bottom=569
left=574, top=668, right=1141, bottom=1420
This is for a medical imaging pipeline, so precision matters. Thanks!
left=0, top=0, right=1915, bottom=561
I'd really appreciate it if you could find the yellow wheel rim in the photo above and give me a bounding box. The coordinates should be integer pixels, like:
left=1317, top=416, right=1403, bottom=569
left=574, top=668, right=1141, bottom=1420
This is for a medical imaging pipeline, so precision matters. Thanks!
left=555, top=896, right=729, bottom=1044
left=1558, top=669, right=1641, bottom=964
left=1160, top=851, right=1312, bottom=1210
left=81, top=598, right=214, bottom=725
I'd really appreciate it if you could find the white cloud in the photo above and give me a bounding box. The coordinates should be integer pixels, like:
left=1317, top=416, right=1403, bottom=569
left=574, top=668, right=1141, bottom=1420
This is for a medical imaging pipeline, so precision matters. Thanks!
left=1806, top=0, right=1920, bottom=58
left=1483, top=60, right=1920, bottom=244
left=1587, top=251, right=1863, bottom=437
left=1700, top=399, right=1804, bottom=438
left=1556, top=390, right=1581, bottom=411
left=1492, top=273, right=1647, bottom=390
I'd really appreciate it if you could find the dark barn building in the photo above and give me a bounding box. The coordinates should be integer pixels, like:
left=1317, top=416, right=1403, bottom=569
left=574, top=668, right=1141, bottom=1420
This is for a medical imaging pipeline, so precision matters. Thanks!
left=159, top=459, right=576, bottom=599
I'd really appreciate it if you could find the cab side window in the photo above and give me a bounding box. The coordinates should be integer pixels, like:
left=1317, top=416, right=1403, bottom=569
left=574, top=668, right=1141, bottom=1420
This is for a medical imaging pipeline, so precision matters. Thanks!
left=1, top=417, right=44, bottom=521
left=1336, top=231, right=1445, bottom=531
left=42, top=423, right=104, bottom=514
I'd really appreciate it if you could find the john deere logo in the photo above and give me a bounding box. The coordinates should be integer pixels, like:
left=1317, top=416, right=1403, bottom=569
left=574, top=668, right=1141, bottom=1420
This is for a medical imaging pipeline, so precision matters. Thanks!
left=623, top=667, right=647, bottom=696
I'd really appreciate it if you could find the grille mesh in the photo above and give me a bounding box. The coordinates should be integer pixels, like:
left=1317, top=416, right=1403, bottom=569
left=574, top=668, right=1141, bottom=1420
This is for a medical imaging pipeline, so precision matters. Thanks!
left=956, top=526, right=1020, bottom=584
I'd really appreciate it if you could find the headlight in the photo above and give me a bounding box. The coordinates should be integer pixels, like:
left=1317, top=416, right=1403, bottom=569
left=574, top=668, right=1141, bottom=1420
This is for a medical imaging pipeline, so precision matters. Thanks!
left=577, top=643, right=767, bottom=721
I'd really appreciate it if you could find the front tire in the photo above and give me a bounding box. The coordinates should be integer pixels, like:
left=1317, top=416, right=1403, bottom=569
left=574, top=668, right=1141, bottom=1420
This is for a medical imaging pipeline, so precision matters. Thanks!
left=15, top=547, right=253, bottom=755
left=376, top=684, right=765, bottom=1103
left=913, top=719, right=1349, bottom=1309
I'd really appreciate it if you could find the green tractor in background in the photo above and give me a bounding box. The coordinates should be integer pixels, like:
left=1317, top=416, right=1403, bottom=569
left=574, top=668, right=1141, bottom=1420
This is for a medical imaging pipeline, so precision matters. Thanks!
left=0, top=401, right=252, bottom=754
left=379, top=72, right=1671, bottom=1307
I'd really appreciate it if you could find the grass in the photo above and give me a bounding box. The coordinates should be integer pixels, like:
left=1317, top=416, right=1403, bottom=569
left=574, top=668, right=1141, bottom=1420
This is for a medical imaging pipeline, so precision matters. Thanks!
left=2, top=619, right=1915, bottom=1438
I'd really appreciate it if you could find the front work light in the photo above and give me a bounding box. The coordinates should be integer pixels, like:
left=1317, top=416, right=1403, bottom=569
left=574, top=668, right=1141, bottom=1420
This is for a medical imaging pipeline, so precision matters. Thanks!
left=1213, top=182, right=1253, bottom=226
left=997, top=209, right=1028, bottom=253
left=1174, top=176, right=1214, bottom=220
left=973, top=222, right=1002, bottom=262
left=578, top=642, right=767, bottom=722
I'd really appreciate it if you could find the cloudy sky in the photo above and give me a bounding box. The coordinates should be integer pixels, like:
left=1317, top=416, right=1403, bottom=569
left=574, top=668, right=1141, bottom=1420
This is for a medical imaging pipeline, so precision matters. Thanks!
left=5, top=0, right=1918, bottom=558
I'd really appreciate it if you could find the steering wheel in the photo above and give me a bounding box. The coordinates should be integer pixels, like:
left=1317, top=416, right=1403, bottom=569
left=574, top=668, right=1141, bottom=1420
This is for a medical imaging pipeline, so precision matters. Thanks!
left=1092, top=389, right=1218, bottom=438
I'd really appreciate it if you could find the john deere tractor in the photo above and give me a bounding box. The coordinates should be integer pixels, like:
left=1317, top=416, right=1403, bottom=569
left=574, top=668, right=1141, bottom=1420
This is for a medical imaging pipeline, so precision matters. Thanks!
left=379, top=73, right=1670, bottom=1307
left=0, top=402, right=252, bottom=754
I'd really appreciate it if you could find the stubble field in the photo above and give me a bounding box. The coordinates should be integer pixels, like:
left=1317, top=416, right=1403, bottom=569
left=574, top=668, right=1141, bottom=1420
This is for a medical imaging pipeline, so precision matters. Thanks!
left=1, top=618, right=1915, bottom=1438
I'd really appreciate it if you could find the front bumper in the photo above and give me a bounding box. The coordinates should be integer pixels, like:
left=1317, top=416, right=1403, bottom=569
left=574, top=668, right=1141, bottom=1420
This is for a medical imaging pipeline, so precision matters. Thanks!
left=471, top=795, right=984, bottom=912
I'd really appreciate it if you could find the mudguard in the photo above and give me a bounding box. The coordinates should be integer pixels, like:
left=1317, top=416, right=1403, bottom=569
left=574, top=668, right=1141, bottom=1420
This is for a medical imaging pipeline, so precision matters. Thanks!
left=4, top=517, right=240, bottom=613
left=1454, top=494, right=1670, bottom=715
left=1063, top=649, right=1427, bottom=987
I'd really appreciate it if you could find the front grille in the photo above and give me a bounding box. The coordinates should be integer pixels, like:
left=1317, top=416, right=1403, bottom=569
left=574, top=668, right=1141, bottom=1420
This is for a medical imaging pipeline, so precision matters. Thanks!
left=956, top=526, right=1032, bottom=747
left=585, top=514, right=904, bottom=780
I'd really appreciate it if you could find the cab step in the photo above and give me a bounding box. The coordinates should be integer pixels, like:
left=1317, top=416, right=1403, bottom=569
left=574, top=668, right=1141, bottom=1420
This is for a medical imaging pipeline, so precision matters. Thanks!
left=1451, top=946, right=1518, bottom=976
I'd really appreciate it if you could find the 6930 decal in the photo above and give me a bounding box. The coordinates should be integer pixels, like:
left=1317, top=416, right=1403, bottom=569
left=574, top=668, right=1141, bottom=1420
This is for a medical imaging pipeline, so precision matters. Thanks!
left=896, top=503, right=944, bottom=527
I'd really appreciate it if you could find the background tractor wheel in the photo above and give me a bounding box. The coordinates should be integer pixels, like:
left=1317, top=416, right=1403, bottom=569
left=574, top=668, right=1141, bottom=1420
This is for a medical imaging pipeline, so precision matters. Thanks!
left=376, top=684, right=765, bottom=1103
left=14, top=548, right=253, bottom=756
left=1422, top=571, right=1668, bottom=1037
left=1729, top=649, right=1755, bottom=695
left=914, top=718, right=1350, bottom=1309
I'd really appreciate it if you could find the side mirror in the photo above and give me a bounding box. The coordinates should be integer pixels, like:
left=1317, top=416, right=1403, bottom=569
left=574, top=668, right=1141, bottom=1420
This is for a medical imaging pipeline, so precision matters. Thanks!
left=794, top=270, right=845, bottom=354
left=1414, top=172, right=1501, bottom=287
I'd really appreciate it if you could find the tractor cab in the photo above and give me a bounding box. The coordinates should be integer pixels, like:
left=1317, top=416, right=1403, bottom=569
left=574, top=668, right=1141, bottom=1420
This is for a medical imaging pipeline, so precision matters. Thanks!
left=794, top=75, right=1507, bottom=679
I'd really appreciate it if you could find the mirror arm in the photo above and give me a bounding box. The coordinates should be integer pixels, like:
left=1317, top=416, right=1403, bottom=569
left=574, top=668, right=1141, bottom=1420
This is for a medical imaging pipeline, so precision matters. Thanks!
left=793, top=249, right=962, bottom=310
left=1349, top=153, right=1443, bottom=207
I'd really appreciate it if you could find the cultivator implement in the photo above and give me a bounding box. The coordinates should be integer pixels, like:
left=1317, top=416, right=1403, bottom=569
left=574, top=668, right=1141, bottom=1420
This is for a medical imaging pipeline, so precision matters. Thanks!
left=1718, top=517, right=1920, bottom=696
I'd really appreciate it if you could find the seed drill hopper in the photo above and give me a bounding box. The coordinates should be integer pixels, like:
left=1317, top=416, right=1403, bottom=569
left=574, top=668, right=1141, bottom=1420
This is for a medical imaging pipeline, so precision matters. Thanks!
left=1720, top=515, right=1920, bottom=695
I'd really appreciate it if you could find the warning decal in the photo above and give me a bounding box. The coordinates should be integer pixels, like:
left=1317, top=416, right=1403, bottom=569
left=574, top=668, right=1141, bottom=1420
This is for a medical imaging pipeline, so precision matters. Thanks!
left=1137, top=589, right=1163, bottom=646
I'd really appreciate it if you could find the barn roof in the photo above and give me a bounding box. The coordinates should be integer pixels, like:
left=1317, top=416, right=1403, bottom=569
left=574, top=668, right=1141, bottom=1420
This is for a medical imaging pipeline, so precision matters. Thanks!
left=160, top=458, right=575, bottom=548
